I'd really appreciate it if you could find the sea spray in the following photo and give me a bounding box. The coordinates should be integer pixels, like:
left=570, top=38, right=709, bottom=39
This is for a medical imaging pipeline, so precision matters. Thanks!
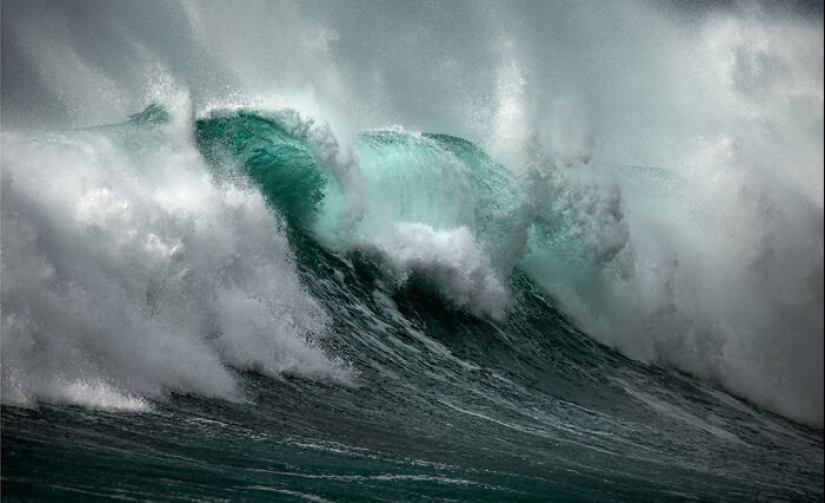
left=2, top=0, right=822, bottom=427
left=482, top=4, right=823, bottom=427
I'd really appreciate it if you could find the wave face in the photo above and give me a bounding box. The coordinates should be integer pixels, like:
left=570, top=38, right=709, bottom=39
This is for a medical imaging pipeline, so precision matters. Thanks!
left=1, top=1, right=823, bottom=501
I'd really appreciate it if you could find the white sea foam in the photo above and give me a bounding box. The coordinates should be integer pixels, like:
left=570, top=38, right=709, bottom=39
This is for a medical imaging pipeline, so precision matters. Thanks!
left=1, top=104, right=350, bottom=409
left=365, top=223, right=509, bottom=320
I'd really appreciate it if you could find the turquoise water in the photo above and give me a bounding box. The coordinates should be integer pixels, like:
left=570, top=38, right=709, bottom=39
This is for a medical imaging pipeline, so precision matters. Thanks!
left=2, top=108, right=822, bottom=501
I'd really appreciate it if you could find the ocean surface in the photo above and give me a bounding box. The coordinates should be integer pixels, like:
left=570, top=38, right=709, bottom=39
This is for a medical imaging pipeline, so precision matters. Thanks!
left=2, top=1, right=823, bottom=501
